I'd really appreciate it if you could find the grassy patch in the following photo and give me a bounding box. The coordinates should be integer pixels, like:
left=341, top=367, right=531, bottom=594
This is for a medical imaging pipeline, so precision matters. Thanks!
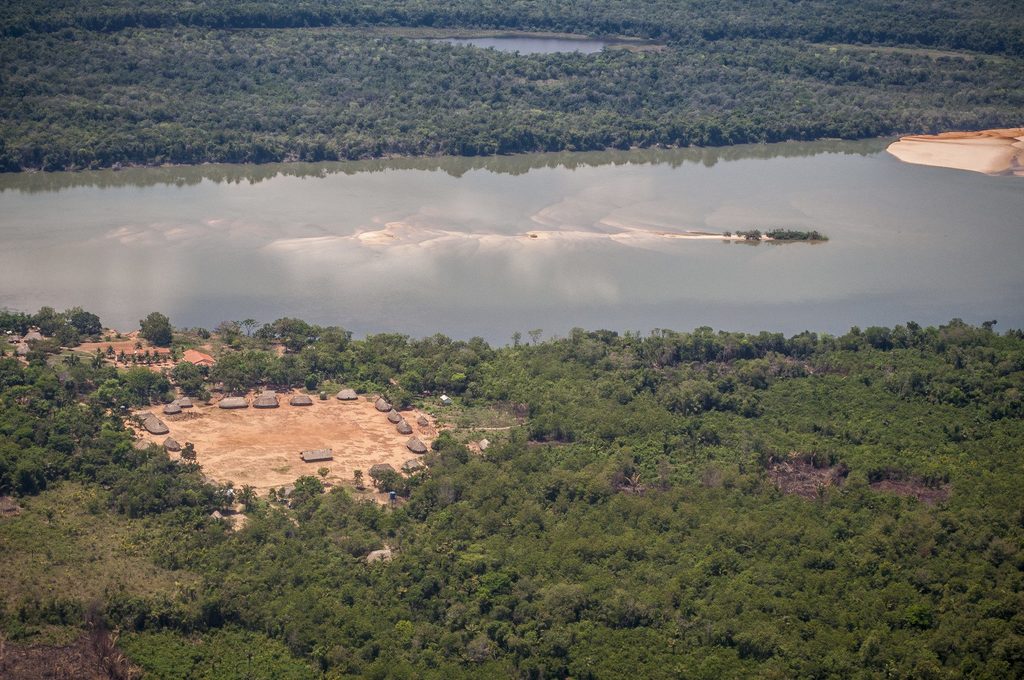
left=121, top=628, right=319, bottom=680
left=0, top=483, right=199, bottom=640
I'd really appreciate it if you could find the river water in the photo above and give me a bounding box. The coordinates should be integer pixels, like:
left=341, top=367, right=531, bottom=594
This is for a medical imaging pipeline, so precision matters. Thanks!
left=1, top=140, right=1021, bottom=341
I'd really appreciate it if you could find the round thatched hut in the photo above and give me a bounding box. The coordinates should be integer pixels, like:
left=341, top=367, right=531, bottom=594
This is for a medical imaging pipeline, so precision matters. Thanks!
left=386, top=409, right=402, bottom=423
left=396, top=419, right=413, bottom=435
left=416, top=415, right=430, bottom=428
left=176, top=397, right=193, bottom=408
left=219, top=396, right=248, bottom=409
left=406, top=437, right=428, bottom=454
left=336, top=389, right=358, bottom=401
left=163, top=403, right=182, bottom=415
left=163, top=437, right=181, bottom=452
left=402, top=458, right=425, bottom=473
left=253, top=391, right=279, bottom=409
left=290, top=394, right=314, bottom=406
left=142, top=414, right=169, bottom=435
left=369, top=463, right=397, bottom=478
left=375, top=397, right=392, bottom=412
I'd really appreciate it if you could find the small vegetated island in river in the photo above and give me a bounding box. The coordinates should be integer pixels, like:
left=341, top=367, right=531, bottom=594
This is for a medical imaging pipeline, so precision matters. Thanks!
left=729, top=229, right=829, bottom=243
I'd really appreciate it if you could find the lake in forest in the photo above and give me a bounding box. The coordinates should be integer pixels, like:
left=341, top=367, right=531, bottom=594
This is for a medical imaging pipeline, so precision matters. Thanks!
left=436, top=36, right=609, bottom=54
left=1, top=139, right=1021, bottom=342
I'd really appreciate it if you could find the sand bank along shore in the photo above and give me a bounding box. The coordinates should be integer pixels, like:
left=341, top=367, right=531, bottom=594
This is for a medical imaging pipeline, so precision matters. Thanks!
left=887, top=128, right=1024, bottom=176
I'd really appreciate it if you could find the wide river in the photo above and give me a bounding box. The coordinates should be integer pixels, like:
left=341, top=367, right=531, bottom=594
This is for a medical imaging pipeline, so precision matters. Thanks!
left=1, top=140, right=1021, bottom=342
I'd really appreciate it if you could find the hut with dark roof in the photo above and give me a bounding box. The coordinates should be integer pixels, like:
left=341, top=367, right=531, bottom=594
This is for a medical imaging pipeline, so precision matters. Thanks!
left=336, top=388, right=358, bottom=401
left=386, top=409, right=402, bottom=423
left=396, top=419, right=413, bottom=435
left=290, top=394, right=314, bottom=406
left=163, top=437, right=181, bottom=452
left=219, top=396, right=248, bottom=409
left=406, top=437, right=428, bottom=454
left=301, top=449, right=333, bottom=462
left=375, top=397, right=392, bottom=412
left=163, top=402, right=182, bottom=415
left=142, top=414, right=169, bottom=435
left=417, top=415, right=430, bottom=428
left=253, top=391, right=279, bottom=408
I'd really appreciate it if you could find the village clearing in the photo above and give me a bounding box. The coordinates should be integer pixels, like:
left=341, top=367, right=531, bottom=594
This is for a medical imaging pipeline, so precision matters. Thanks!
left=136, top=397, right=437, bottom=496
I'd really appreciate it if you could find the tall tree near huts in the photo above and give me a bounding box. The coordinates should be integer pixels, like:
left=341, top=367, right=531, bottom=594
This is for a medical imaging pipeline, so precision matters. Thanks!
left=140, top=312, right=173, bottom=347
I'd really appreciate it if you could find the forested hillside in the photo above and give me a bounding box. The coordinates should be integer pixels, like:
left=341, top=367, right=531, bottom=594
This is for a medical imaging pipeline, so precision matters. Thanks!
left=1, top=311, right=1022, bottom=677
left=1, top=0, right=1022, bottom=170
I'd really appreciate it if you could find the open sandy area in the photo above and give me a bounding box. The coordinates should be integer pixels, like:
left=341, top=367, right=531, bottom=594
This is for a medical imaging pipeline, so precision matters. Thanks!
left=135, top=395, right=436, bottom=495
left=887, top=128, right=1024, bottom=176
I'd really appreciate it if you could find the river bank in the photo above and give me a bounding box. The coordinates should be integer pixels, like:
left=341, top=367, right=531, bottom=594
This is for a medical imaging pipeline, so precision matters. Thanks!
left=887, top=128, right=1024, bottom=176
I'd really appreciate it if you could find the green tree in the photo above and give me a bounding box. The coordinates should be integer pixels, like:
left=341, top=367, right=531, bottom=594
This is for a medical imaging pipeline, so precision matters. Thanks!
left=67, top=307, right=103, bottom=336
left=140, top=312, right=173, bottom=347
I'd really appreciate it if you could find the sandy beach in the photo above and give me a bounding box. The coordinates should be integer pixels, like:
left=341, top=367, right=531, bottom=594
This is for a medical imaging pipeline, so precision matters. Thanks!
left=887, top=128, right=1024, bottom=176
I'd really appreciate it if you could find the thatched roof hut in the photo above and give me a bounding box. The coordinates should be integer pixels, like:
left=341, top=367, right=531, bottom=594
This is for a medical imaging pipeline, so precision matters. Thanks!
left=142, top=414, right=169, bottom=435
left=163, top=437, right=181, bottom=452
left=176, top=397, right=193, bottom=408
left=416, top=415, right=429, bottom=428
left=375, top=397, right=392, bottom=412
left=253, top=391, right=279, bottom=409
left=290, top=394, right=314, bottom=406
left=163, top=403, right=182, bottom=415
left=301, top=449, right=333, bottom=462
left=336, top=388, right=358, bottom=401
left=219, top=396, right=248, bottom=409
left=406, top=437, right=428, bottom=454
left=369, top=463, right=397, bottom=478
left=132, top=438, right=152, bottom=451
left=396, top=419, right=413, bottom=435
left=402, top=458, right=425, bottom=473
left=386, top=409, right=402, bottom=423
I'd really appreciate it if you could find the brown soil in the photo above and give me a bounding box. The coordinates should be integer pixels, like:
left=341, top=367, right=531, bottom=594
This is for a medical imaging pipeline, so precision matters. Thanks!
left=767, top=456, right=848, bottom=499
left=0, top=632, right=138, bottom=680
left=135, top=395, right=435, bottom=495
left=76, top=331, right=174, bottom=369
left=870, top=478, right=951, bottom=505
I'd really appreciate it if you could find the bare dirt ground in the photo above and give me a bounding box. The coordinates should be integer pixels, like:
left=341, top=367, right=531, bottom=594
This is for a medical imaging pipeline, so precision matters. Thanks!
left=870, top=478, right=951, bottom=505
left=136, top=395, right=436, bottom=494
left=767, top=456, right=848, bottom=499
left=0, top=630, right=139, bottom=680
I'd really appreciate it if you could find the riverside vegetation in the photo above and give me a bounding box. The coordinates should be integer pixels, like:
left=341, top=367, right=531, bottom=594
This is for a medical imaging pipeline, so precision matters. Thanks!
left=1, top=0, right=1023, bottom=170
left=0, top=308, right=1022, bottom=677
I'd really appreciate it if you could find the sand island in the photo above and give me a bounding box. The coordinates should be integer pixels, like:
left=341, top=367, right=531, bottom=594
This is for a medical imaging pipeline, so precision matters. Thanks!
left=887, top=128, right=1024, bottom=176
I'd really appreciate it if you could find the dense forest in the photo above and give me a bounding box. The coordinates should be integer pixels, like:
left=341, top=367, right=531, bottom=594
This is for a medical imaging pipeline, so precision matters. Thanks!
left=1, top=308, right=1022, bottom=677
left=1, top=0, right=1022, bottom=170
